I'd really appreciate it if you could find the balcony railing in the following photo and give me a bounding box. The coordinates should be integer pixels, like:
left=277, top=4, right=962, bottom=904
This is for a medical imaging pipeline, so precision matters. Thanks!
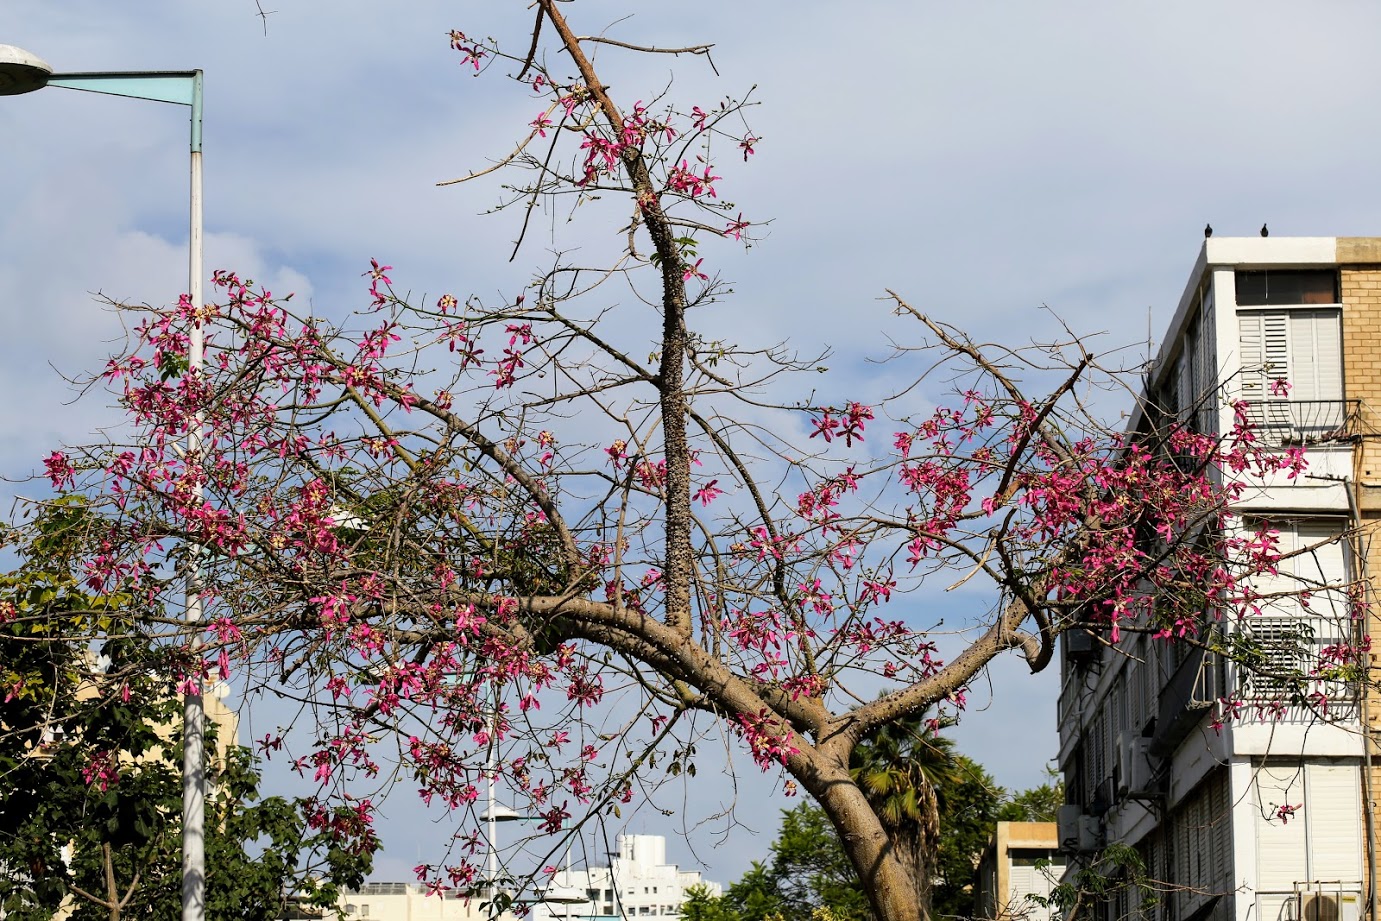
left=1240, top=399, right=1361, bottom=447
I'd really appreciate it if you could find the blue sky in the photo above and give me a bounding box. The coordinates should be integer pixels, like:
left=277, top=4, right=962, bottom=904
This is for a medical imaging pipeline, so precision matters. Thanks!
left=6, top=0, right=1381, bottom=885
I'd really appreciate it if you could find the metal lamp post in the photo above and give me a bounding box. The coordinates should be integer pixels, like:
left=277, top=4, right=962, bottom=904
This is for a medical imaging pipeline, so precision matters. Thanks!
left=0, top=45, right=207, bottom=921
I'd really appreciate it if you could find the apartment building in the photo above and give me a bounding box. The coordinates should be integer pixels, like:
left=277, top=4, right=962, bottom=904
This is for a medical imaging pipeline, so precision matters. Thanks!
left=530, top=834, right=722, bottom=921
left=974, top=822, right=1066, bottom=921
left=1056, top=237, right=1381, bottom=921
left=322, top=882, right=496, bottom=920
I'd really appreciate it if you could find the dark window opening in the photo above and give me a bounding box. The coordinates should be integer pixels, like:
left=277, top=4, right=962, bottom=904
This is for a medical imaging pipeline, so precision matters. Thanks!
left=1235, top=269, right=1338, bottom=306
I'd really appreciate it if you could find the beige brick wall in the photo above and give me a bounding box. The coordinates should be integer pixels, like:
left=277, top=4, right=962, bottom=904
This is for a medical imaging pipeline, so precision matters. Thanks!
left=1342, top=270, right=1381, bottom=893
left=1343, top=269, right=1381, bottom=505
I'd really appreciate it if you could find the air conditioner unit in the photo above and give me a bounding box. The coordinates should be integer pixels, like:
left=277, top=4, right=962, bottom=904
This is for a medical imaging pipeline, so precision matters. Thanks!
left=1115, top=730, right=1156, bottom=797
left=1079, top=814, right=1104, bottom=852
left=1057, top=804, right=1081, bottom=853
left=1056, top=804, right=1104, bottom=853
left=1066, top=629, right=1097, bottom=663
left=1301, top=894, right=1340, bottom=921
left=1298, top=889, right=1362, bottom=921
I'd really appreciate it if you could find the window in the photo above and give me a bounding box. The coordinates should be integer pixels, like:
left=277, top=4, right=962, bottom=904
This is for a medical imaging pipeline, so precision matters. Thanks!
left=1244, top=618, right=1313, bottom=700
left=1236, top=269, right=1338, bottom=306
left=1237, top=308, right=1344, bottom=442
left=1175, top=294, right=1216, bottom=434
left=1241, top=519, right=1350, bottom=702
left=1254, top=760, right=1363, bottom=883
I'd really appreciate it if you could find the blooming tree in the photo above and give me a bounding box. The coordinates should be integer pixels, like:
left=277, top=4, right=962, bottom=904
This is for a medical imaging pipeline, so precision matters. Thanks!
left=23, top=4, right=1366, bottom=920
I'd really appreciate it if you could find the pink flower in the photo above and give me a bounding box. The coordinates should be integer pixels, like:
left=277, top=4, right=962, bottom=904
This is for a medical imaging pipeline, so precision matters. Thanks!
left=363, top=259, right=393, bottom=306
left=694, top=479, right=722, bottom=506
left=606, top=439, right=628, bottom=469
left=44, top=451, right=75, bottom=490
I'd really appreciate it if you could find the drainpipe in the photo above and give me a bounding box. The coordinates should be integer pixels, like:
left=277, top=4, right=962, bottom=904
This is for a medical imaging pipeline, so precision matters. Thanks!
left=1341, top=475, right=1379, bottom=921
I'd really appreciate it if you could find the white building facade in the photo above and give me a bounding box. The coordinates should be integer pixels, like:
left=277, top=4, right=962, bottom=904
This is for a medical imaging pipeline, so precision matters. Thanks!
left=325, top=882, right=494, bottom=921
left=532, top=834, right=722, bottom=921
left=1057, top=237, right=1381, bottom=921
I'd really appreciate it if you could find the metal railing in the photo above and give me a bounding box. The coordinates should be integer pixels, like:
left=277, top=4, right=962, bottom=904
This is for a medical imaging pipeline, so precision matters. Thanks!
left=1240, top=399, right=1361, bottom=447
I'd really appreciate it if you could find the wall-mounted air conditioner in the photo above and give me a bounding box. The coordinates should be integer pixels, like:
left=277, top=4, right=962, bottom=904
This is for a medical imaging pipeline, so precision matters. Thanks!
left=1065, top=629, right=1097, bottom=663
left=1056, top=804, right=1104, bottom=853
left=1296, top=886, right=1362, bottom=921
left=1057, top=804, right=1080, bottom=852
left=1115, top=730, right=1156, bottom=797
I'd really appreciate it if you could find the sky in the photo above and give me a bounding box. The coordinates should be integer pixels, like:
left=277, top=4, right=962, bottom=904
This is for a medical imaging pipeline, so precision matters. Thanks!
left=6, top=0, right=1381, bottom=887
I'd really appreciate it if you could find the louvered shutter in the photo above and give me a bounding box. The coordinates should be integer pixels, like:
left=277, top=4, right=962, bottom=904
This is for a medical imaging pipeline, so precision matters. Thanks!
left=1198, top=297, right=1218, bottom=433
left=1238, top=312, right=1292, bottom=436
left=1291, top=310, right=1345, bottom=436
left=1305, top=763, right=1363, bottom=880
left=1240, top=313, right=1265, bottom=404
left=1239, top=310, right=1342, bottom=440
left=1185, top=319, right=1201, bottom=428
left=1177, top=810, right=1192, bottom=894
left=1294, top=522, right=1348, bottom=622
left=1289, top=310, right=1343, bottom=402
left=1212, top=771, right=1233, bottom=887
left=1255, top=763, right=1309, bottom=883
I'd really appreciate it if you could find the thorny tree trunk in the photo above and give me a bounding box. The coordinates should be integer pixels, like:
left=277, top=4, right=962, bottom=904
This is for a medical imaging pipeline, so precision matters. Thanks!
left=535, top=22, right=935, bottom=917
left=801, top=756, right=928, bottom=921
left=538, top=0, right=696, bottom=638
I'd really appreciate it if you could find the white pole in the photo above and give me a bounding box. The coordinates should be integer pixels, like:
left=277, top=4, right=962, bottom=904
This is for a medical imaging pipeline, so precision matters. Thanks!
left=182, top=69, right=206, bottom=921
left=487, top=747, right=497, bottom=886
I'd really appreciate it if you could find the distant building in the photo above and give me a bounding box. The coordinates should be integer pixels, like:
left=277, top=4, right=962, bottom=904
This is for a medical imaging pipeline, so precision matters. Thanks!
left=318, top=835, right=717, bottom=921
left=1056, top=236, right=1381, bottom=921
left=532, top=834, right=723, bottom=920
left=974, top=822, right=1065, bottom=921
left=322, top=882, right=496, bottom=921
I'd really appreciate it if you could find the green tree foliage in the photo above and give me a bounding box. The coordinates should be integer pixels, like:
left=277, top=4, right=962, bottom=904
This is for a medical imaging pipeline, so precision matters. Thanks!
left=995, top=767, right=1063, bottom=823
left=0, top=516, right=371, bottom=919
left=931, top=756, right=1004, bottom=920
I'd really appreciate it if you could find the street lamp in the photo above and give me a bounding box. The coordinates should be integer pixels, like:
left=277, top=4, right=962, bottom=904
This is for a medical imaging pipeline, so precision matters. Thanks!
left=0, top=45, right=207, bottom=921
left=481, top=801, right=524, bottom=887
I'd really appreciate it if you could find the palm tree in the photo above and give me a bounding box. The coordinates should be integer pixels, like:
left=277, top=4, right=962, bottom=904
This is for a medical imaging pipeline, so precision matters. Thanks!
left=849, top=713, right=963, bottom=920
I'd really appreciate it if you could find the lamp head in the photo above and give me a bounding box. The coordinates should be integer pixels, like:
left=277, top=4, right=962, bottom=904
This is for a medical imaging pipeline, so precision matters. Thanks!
left=539, top=885, right=589, bottom=905
left=0, top=45, right=53, bottom=95
left=481, top=804, right=523, bottom=822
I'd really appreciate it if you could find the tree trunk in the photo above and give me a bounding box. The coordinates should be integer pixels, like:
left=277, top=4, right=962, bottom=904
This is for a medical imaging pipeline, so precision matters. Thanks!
left=806, top=766, right=927, bottom=921
left=884, top=824, right=932, bottom=921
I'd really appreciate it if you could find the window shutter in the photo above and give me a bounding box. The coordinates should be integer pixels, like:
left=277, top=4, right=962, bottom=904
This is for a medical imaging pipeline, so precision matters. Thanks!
left=1239, top=309, right=1342, bottom=439
left=1305, top=763, right=1363, bottom=880
left=1255, top=763, right=1310, bottom=883
left=1240, top=312, right=1265, bottom=405
left=1288, top=310, right=1343, bottom=403
left=1197, top=297, right=1217, bottom=432
left=1212, top=771, right=1233, bottom=888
